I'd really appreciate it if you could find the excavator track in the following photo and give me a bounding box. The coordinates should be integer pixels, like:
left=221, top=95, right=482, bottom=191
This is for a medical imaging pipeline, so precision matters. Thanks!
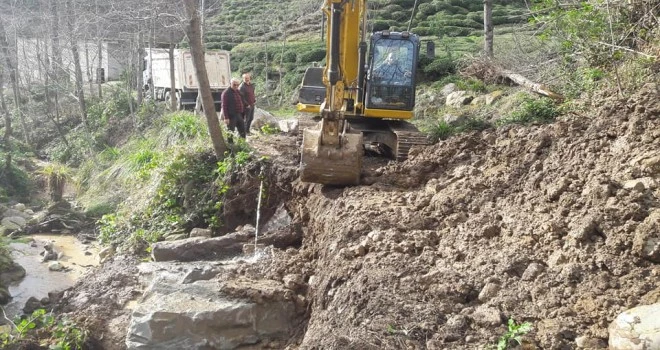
left=388, top=121, right=430, bottom=161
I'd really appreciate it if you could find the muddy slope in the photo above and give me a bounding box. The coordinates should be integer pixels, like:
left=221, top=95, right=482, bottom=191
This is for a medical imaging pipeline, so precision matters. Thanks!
left=53, top=84, right=658, bottom=350
left=265, top=83, right=659, bottom=349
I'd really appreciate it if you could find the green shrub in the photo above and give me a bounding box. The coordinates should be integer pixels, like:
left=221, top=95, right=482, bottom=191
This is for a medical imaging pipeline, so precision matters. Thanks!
left=456, top=78, right=487, bottom=93
left=495, top=318, right=533, bottom=350
left=423, top=57, right=458, bottom=79
left=427, top=120, right=455, bottom=142
left=297, top=47, right=326, bottom=63
left=497, top=97, right=561, bottom=126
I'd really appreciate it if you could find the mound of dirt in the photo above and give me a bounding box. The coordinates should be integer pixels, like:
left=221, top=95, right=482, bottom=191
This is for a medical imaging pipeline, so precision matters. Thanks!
left=54, top=83, right=658, bottom=349
left=250, top=83, right=658, bottom=349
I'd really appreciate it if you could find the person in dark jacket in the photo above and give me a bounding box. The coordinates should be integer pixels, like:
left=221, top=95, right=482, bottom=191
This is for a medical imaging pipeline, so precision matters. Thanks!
left=239, top=73, right=256, bottom=134
left=221, top=78, right=246, bottom=139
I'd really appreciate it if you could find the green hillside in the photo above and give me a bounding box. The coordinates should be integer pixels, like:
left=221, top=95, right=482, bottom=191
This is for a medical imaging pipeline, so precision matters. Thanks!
left=203, top=0, right=528, bottom=106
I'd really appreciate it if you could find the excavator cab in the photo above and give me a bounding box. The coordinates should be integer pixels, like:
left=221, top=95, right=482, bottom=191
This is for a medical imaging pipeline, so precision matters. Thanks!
left=365, top=32, right=418, bottom=111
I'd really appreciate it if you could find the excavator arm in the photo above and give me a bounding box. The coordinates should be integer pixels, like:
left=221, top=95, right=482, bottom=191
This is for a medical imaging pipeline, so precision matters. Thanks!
left=299, top=0, right=366, bottom=185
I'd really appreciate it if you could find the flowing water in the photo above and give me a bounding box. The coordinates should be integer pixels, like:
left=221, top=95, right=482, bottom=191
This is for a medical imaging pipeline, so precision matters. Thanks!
left=4, top=234, right=99, bottom=319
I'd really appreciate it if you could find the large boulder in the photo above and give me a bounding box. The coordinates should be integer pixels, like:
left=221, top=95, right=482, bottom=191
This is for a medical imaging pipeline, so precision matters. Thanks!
left=446, top=91, right=474, bottom=108
left=250, top=108, right=279, bottom=132
left=1, top=216, right=27, bottom=231
left=609, top=303, right=660, bottom=350
left=126, top=277, right=296, bottom=349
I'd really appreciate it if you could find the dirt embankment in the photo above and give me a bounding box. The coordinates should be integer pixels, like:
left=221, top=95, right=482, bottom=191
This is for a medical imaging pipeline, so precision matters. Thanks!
left=56, top=84, right=658, bottom=349
left=263, top=83, right=659, bottom=349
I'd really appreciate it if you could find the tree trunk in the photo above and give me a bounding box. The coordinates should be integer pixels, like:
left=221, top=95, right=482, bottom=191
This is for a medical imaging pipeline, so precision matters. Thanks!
left=484, top=0, right=493, bottom=58
left=168, top=41, right=176, bottom=111
left=0, top=59, right=11, bottom=175
left=500, top=69, right=564, bottom=101
left=0, top=17, right=29, bottom=145
left=50, top=0, right=63, bottom=83
left=85, top=42, right=93, bottom=94
left=136, top=30, right=144, bottom=107
left=97, top=40, right=103, bottom=98
left=95, top=0, right=102, bottom=98
left=66, top=0, right=88, bottom=128
left=183, top=0, right=227, bottom=160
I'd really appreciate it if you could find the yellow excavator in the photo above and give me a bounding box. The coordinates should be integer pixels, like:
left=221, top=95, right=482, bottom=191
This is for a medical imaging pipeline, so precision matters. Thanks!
left=297, top=0, right=428, bottom=185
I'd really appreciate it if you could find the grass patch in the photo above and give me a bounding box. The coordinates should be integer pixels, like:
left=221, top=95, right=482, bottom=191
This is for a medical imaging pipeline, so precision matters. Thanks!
left=496, top=97, right=561, bottom=126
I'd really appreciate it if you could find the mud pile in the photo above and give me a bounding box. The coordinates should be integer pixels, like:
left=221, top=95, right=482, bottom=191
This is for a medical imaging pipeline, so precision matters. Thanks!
left=255, top=83, right=659, bottom=349
left=54, top=84, right=658, bottom=349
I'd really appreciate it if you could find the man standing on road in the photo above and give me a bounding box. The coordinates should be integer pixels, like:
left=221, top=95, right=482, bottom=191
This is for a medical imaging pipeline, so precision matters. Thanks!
left=239, top=73, right=256, bottom=135
left=221, top=78, right=246, bottom=139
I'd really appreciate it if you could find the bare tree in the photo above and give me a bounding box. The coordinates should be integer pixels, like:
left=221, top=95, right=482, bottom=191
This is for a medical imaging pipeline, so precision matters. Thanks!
left=182, top=0, right=227, bottom=160
left=0, top=57, right=11, bottom=175
left=0, top=15, right=29, bottom=146
left=484, top=0, right=493, bottom=58
left=66, top=0, right=88, bottom=128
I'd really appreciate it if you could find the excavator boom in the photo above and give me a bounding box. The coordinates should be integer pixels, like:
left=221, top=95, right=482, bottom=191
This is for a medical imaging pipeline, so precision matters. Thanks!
left=299, top=0, right=366, bottom=185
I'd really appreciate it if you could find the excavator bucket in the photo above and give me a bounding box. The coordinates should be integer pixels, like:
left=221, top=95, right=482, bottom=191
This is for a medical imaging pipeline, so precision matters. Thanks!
left=300, top=127, right=363, bottom=185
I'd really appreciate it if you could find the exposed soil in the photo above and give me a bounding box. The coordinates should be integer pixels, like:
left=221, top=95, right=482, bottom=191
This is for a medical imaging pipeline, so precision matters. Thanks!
left=54, top=83, right=659, bottom=349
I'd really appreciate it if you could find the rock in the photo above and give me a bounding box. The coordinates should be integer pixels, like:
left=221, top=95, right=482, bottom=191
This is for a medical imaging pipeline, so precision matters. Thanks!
left=278, top=119, right=298, bottom=134
left=23, top=297, right=42, bottom=314
left=633, top=211, right=660, bottom=262
left=548, top=251, right=568, bottom=268
left=478, top=282, right=500, bottom=302
left=262, top=205, right=292, bottom=234
left=283, top=274, right=304, bottom=291
left=470, top=95, right=488, bottom=106
left=189, top=228, right=212, bottom=238
left=181, top=266, right=222, bottom=284
left=250, top=108, right=279, bottom=132
left=567, top=216, right=600, bottom=246
left=575, top=335, right=607, bottom=349
left=42, top=250, right=58, bottom=262
left=0, top=286, right=11, bottom=304
left=1, top=216, right=27, bottom=231
left=640, top=155, right=660, bottom=175
left=48, top=261, right=64, bottom=271
left=440, top=83, right=457, bottom=96
left=609, top=303, right=660, bottom=350
left=472, top=305, right=503, bottom=326
left=624, top=180, right=645, bottom=192
left=126, top=279, right=295, bottom=349
left=28, top=211, right=48, bottom=225
left=13, top=203, right=26, bottom=211
left=242, top=243, right=265, bottom=255
left=439, top=314, right=469, bottom=342
left=546, top=178, right=570, bottom=201
left=3, top=208, right=30, bottom=219
left=446, top=91, right=474, bottom=108
left=486, top=90, right=504, bottom=105
left=98, top=244, right=117, bottom=264
left=521, top=263, right=545, bottom=281
left=443, top=114, right=468, bottom=126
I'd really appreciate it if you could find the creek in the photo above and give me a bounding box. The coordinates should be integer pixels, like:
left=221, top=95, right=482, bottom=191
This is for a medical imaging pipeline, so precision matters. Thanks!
left=4, top=234, right=99, bottom=319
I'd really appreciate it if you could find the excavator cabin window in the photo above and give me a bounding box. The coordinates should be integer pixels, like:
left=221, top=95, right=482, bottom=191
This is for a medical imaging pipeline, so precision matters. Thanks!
left=366, top=35, right=417, bottom=111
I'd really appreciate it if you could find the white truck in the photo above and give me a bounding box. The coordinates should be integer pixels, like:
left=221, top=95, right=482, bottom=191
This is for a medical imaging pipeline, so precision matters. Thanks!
left=143, top=48, right=231, bottom=110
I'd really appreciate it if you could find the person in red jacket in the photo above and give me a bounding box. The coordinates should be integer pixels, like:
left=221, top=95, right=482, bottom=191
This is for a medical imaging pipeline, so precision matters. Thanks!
left=221, top=78, right=246, bottom=139
left=239, top=73, right=256, bottom=134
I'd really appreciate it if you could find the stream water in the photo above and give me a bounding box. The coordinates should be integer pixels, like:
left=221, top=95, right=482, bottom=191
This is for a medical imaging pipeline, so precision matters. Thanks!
left=4, top=234, right=99, bottom=319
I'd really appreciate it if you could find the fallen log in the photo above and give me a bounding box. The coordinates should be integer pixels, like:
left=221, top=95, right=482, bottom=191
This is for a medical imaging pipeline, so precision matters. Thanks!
left=151, top=225, right=302, bottom=262
left=500, top=69, right=564, bottom=101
